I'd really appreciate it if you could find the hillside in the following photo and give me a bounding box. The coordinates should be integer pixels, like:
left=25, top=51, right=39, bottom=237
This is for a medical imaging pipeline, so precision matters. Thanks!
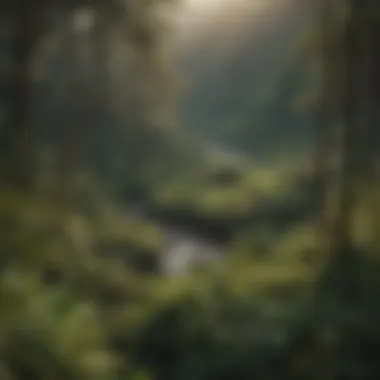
left=179, top=0, right=315, bottom=158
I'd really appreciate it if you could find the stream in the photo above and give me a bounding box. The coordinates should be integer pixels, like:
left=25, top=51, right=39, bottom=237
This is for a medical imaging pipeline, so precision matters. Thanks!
left=161, top=226, right=224, bottom=275
left=131, top=205, right=225, bottom=276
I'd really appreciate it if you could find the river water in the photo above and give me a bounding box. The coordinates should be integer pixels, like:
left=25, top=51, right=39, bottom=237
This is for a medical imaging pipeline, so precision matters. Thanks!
left=161, top=227, right=224, bottom=275
left=130, top=205, right=224, bottom=276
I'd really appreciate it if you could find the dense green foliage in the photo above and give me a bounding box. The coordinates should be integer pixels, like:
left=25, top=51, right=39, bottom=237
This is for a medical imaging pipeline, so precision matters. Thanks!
left=1, top=0, right=380, bottom=379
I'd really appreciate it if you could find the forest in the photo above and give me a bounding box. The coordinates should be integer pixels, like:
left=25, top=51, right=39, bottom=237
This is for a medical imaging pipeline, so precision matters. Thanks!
left=1, top=0, right=380, bottom=379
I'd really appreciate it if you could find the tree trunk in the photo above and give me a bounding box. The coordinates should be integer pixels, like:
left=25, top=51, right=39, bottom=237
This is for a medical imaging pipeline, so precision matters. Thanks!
left=3, top=1, right=46, bottom=189
left=331, top=0, right=359, bottom=258
left=315, top=0, right=340, bottom=253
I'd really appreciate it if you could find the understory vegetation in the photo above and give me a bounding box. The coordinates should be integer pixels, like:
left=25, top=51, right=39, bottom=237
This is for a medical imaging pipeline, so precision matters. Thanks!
left=1, top=0, right=380, bottom=379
